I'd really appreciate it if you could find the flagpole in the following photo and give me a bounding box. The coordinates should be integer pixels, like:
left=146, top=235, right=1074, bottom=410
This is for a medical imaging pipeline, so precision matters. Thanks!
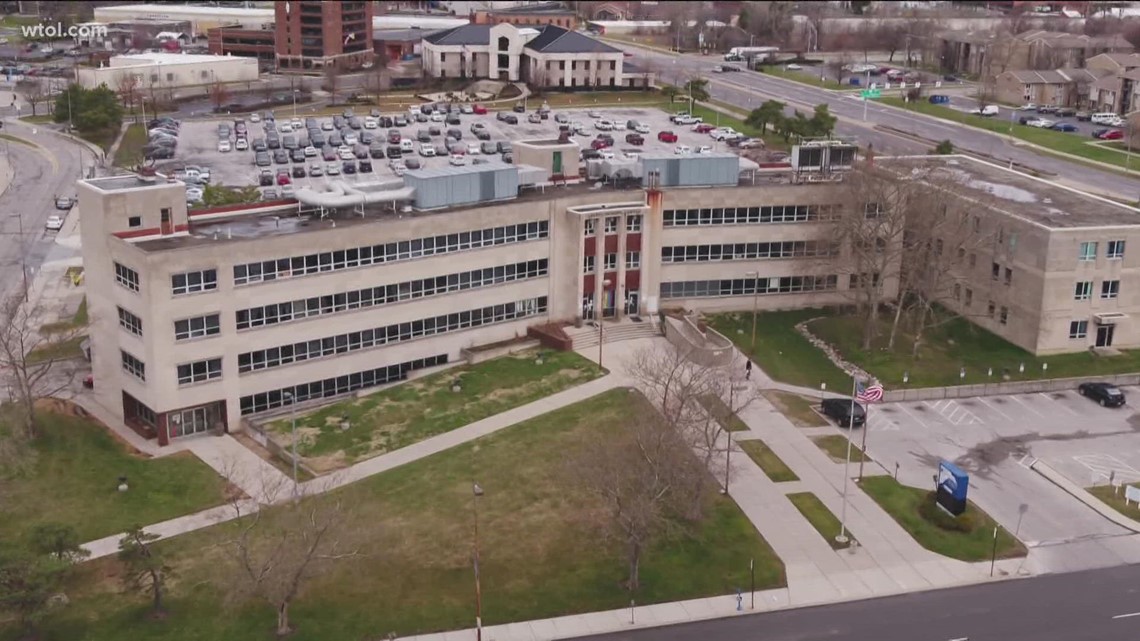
left=858, top=396, right=871, bottom=481
left=838, top=374, right=856, bottom=545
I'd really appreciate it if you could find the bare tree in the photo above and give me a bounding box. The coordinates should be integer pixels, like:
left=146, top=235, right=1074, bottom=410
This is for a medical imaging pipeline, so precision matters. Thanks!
left=565, top=406, right=706, bottom=591
left=208, top=80, right=230, bottom=112
left=115, top=73, right=140, bottom=117
left=826, top=54, right=850, bottom=85
left=627, top=343, right=755, bottom=507
left=219, top=481, right=361, bottom=637
left=323, top=65, right=341, bottom=106
left=367, top=52, right=389, bottom=100
left=877, top=24, right=907, bottom=63
left=0, top=295, right=84, bottom=442
left=16, top=80, right=48, bottom=117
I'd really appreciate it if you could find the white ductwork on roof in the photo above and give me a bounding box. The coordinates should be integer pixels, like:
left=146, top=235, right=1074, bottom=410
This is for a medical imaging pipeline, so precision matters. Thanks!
left=294, top=180, right=416, bottom=209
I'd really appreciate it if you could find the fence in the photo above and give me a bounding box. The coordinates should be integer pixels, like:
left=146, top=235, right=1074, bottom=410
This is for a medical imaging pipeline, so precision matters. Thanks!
left=883, top=373, right=1140, bottom=403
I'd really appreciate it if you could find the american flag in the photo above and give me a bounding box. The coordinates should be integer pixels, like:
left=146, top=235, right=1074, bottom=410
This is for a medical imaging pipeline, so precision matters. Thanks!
left=856, top=380, right=884, bottom=403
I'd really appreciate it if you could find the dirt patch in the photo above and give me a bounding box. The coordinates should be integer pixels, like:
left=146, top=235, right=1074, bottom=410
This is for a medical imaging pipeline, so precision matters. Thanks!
left=34, top=398, right=151, bottom=459
left=307, top=451, right=349, bottom=474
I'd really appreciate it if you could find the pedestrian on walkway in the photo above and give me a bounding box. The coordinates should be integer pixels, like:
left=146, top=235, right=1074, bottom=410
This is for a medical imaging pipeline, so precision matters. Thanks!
left=745, top=359, right=752, bottom=380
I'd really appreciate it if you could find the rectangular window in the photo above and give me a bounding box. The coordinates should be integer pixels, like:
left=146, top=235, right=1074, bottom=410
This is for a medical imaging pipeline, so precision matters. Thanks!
left=604, top=253, right=617, bottom=271
left=1069, top=320, right=1088, bottom=339
left=965, top=288, right=973, bottom=306
left=1108, top=240, right=1126, bottom=259
left=999, top=306, right=1009, bottom=325
left=991, top=262, right=1000, bottom=280
left=969, top=253, right=976, bottom=268
left=583, top=255, right=595, bottom=273
left=626, top=251, right=640, bottom=268
left=171, top=269, right=218, bottom=295
left=114, top=262, right=139, bottom=292
left=987, top=301, right=996, bottom=317
left=1075, top=281, right=1092, bottom=300
left=117, top=306, right=143, bottom=337
left=128, top=216, right=141, bottom=228
left=1079, top=241, right=1098, bottom=261
left=121, top=350, right=145, bottom=382
left=174, top=313, right=221, bottom=340
left=1101, top=279, right=1120, bottom=299
left=1004, top=267, right=1012, bottom=286
left=626, top=214, right=642, bottom=232
left=604, top=216, right=618, bottom=234
left=177, top=358, right=222, bottom=385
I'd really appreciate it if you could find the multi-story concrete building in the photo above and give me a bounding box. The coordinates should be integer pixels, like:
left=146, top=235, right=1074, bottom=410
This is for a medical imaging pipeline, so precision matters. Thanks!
left=275, top=0, right=374, bottom=71
left=78, top=150, right=854, bottom=445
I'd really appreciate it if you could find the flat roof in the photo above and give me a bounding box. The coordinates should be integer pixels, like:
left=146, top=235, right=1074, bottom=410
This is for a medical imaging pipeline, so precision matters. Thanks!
left=83, top=174, right=183, bottom=193
left=95, top=4, right=274, bottom=19
left=112, top=52, right=252, bottom=65
left=374, top=15, right=470, bottom=30
left=882, top=156, right=1140, bottom=229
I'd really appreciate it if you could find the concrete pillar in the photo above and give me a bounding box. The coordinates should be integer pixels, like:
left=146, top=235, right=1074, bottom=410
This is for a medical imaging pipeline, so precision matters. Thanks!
left=563, top=61, right=572, bottom=88
left=593, top=216, right=604, bottom=320
left=576, top=215, right=586, bottom=321
left=616, top=213, right=627, bottom=320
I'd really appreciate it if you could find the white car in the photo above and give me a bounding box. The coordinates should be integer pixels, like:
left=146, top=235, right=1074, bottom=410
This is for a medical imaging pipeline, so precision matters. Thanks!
left=401, top=139, right=416, bottom=153
left=674, top=144, right=692, bottom=155
left=364, top=117, right=378, bottom=129
left=1028, top=118, right=1054, bottom=128
left=970, top=105, right=1000, bottom=116
left=785, top=63, right=803, bottom=70
left=449, top=154, right=468, bottom=166
left=339, top=149, right=355, bottom=161
left=587, top=110, right=602, bottom=118
left=186, top=187, right=204, bottom=202
left=710, top=127, right=738, bottom=141
left=325, top=162, right=340, bottom=175
left=44, top=215, right=64, bottom=231
left=461, top=104, right=474, bottom=114
left=467, top=141, right=481, bottom=154
left=1106, top=117, right=1127, bottom=127
left=674, top=115, right=699, bottom=125
left=281, top=184, right=296, bottom=198
left=291, top=118, right=303, bottom=130
left=598, top=149, right=616, bottom=160
left=217, top=140, right=232, bottom=152
left=321, top=121, right=334, bottom=131
left=303, top=146, right=318, bottom=157
left=235, top=138, right=249, bottom=151
left=595, top=119, right=614, bottom=131
left=696, top=145, right=713, bottom=154
left=431, top=112, right=445, bottom=122
left=278, top=122, right=293, bottom=133
left=634, top=123, right=650, bottom=134
left=419, top=143, right=436, bottom=157
left=344, top=132, right=358, bottom=145
left=1019, top=103, right=1038, bottom=111
left=309, top=163, right=323, bottom=176
left=249, top=113, right=261, bottom=123
left=393, top=164, right=407, bottom=176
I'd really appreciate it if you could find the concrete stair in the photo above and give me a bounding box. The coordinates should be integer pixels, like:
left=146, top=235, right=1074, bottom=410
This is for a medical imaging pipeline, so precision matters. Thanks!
left=565, top=319, right=662, bottom=350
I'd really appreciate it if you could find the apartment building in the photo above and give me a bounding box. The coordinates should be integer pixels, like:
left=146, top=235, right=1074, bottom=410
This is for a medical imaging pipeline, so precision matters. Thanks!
left=884, top=157, right=1140, bottom=355
left=78, top=152, right=856, bottom=445
left=275, top=0, right=375, bottom=71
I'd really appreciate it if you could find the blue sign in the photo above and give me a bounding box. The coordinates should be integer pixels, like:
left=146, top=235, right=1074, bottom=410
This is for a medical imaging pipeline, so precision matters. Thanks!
left=938, top=460, right=969, bottom=501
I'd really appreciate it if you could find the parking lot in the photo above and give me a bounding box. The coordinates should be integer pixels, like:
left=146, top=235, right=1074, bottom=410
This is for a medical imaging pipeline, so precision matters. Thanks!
left=156, top=103, right=743, bottom=200
left=846, top=387, right=1140, bottom=570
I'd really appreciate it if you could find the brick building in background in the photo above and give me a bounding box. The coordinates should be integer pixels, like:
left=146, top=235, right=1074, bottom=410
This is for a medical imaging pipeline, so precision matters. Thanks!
left=275, top=0, right=375, bottom=72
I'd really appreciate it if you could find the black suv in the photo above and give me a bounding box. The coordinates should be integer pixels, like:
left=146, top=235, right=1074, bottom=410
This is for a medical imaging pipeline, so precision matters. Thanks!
left=820, top=398, right=866, bottom=428
left=1078, top=382, right=1126, bottom=407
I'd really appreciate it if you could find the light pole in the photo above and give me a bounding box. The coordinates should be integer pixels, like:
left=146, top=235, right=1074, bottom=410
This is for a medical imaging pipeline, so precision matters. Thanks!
left=8, top=213, right=27, bottom=302
left=745, top=271, right=759, bottom=352
left=472, top=482, right=485, bottom=641
left=598, top=278, right=611, bottom=372
left=722, top=430, right=732, bottom=494
left=281, top=390, right=299, bottom=498
left=292, top=89, right=299, bottom=118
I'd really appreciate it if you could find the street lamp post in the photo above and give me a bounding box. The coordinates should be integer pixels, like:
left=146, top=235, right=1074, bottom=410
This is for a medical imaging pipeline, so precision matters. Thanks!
left=281, top=391, right=299, bottom=498
left=472, top=482, right=485, bottom=641
left=745, top=271, right=759, bottom=352
left=292, top=89, right=299, bottom=118
left=598, top=278, right=611, bottom=372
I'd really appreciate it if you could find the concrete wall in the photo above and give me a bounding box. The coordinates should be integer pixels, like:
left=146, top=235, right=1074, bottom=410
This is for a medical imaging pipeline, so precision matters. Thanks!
left=77, top=56, right=259, bottom=89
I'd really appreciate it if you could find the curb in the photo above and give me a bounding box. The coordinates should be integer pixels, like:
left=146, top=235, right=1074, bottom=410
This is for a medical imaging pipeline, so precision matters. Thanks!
left=1029, top=459, right=1140, bottom=534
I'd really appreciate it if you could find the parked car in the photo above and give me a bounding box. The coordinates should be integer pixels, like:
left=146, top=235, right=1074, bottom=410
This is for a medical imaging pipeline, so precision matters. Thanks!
left=473, top=104, right=487, bottom=115
left=403, top=157, right=420, bottom=170
left=235, top=137, right=249, bottom=151
left=308, top=163, right=323, bottom=177
left=1058, top=107, right=1077, bottom=117
left=1078, top=382, right=1127, bottom=407
left=1076, top=111, right=1092, bottom=121
left=258, top=168, right=274, bottom=186
left=970, top=105, right=1000, bottom=116
left=657, top=130, right=678, bottom=143
left=820, top=398, right=866, bottom=428
left=693, top=123, right=715, bottom=133
left=359, top=159, right=373, bottom=173
left=928, top=94, right=950, bottom=104
left=217, top=139, right=232, bottom=152
left=497, top=141, right=512, bottom=153
left=419, top=143, right=436, bottom=157
left=1051, top=122, right=1078, bottom=132
left=1019, top=103, right=1038, bottom=111
left=291, top=165, right=306, bottom=178
left=54, top=196, right=74, bottom=210
left=513, top=104, right=525, bottom=113
left=1037, top=105, right=1058, bottom=114
left=273, top=150, right=289, bottom=164
left=625, top=133, right=644, bottom=145
left=450, top=154, right=468, bottom=166
left=44, top=215, right=64, bottom=231
left=325, top=162, right=340, bottom=175
left=255, top=151, right=271, bottom=167
left=673, top=144, right=692, bottom=155
left=276, top=171, right=291, bottom=185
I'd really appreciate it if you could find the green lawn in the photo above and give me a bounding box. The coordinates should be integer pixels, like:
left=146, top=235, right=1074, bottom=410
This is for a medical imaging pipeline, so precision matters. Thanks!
left=809, top=312, right=1140, bottom=388
left=738, top=440, right=798, bottom=482
left=754, top=66, right=845, bottom=90
left=1087, top=484, right=1140, bottom=521
left=880, top=97, right=1136, bottom=172
left=0, top=407, right=230, bottom=550
left=529, top=90, right=664, bottom=109
left=813, top=435, right=870, bottom=464
left=787, top=492, right=850, bottom=549
left=707, top=310, right=849, bottom=392
left=267, top=349, right=603, bottom=472
left=19, top=114, right=54, bottom=124
left=26, top=388, right=785, bottom=640
left=762, top=391, right=828, bottom=427
left=859, top=476, right=1025, bottom=562
left=112, top=123, right=147, bottom=167
left=699, top=393, right=750, bottom=432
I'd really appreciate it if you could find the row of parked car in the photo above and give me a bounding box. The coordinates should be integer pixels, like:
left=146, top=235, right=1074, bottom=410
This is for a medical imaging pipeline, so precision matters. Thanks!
left=144, top=117, right=181, bottom=160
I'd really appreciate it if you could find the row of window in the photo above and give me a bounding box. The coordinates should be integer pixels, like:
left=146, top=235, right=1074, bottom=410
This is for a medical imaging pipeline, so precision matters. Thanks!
left=233, top=220, right=549, bottom=286
left=1074, top=279, right=1120, bottom=301
left=663, top=205, right=841, bottom=227
left=237, top=296, right=548, bottom=373
left=121, top=350, right=145, bottom=382
left=1079, top=240, right=1126, bottom=262
left=172, top=269, right=218, bottom=296
left=235, top=259, right=549, bottom=330
left=240, top=353, right=448, bottom=416
left=118, top=307, right=143, bottom=337
left=659, top=275, right=839, bottom=299
left=175, top=314, right=221, bottom=341
left=584, top=215, right=642, bottom=236
left=583, top=252, right=640, bottom=273
left=661, top=241, right=837, bottom=263
left=991, top=262, right=1013, bottom=286
left=178, top=358, right=222, bottom=385
left=115, top=262, right=140, bottom=293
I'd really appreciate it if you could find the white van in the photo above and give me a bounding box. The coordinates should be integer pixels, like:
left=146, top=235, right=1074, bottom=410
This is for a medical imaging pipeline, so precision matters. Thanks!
left=1091, top=112, right=1118, bottom=124
left=972, top=104, right=1000, bottom=117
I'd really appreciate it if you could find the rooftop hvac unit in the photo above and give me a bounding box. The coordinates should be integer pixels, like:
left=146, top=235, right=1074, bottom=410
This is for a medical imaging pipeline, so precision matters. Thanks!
left=791, top=145, right=824, bottom=171
left=791, top=143, right=858, bottom=172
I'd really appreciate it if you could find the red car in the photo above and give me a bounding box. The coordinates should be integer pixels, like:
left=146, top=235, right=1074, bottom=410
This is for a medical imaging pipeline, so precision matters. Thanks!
left=472, top=104, right=487, bottom=115
left=693, top=123, right=715, bottom=133
left=625, top=133, right=644, bottom=145
left=1102, top=129, right=1124, bottom=140
left=591, top=138, right=611, bottom=150
left=658, top=130, right=678, bottom=143
left=277, top=172, right=291, bottom=185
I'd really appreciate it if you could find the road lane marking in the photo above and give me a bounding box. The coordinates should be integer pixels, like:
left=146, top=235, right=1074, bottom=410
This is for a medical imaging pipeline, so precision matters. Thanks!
left=1008, top=395, right=1045, bottom=417
left=976, top=397, right=1013, bottom=421
left=948, top=637, right=970, bottom=640
left=1038, top=392, right=1080, bottom=416
left=1112, top=612, right=1140, bottom=619
left=896, top=403, right=930, bottom=429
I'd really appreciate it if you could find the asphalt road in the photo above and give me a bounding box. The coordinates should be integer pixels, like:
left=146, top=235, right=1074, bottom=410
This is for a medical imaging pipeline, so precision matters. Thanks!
left=0, top=118, right=87, bottom=304
left=578, top=564, right=1140, bottom=641
left=627, top=47, right=1140, bottom=199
